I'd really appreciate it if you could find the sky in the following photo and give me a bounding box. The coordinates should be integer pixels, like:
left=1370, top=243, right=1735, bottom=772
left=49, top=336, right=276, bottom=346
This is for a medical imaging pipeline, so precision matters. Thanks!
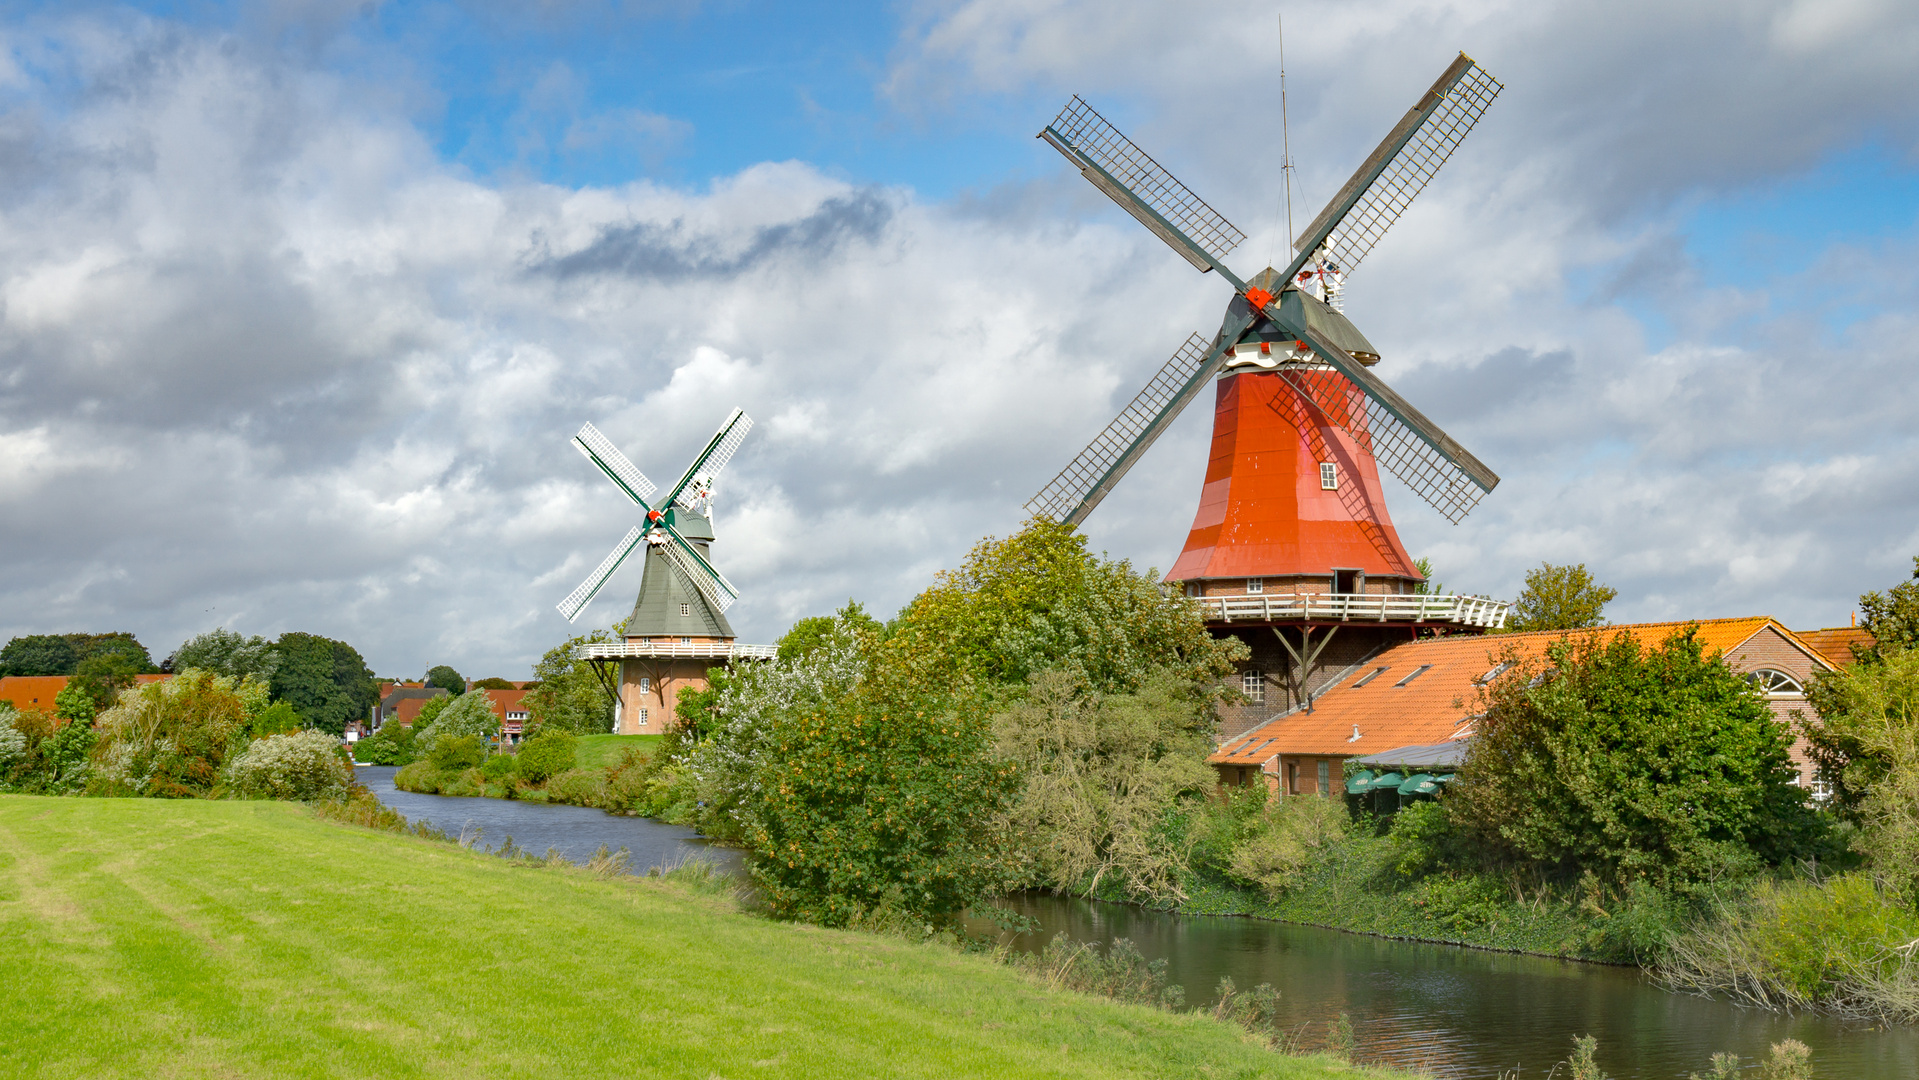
left=0, top=0, right=1916, bottom=679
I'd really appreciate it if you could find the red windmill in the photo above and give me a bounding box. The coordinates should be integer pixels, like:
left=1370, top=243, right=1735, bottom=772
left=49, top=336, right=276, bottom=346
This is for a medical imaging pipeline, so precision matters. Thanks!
left=1026, top=54, right=1513, bottom=736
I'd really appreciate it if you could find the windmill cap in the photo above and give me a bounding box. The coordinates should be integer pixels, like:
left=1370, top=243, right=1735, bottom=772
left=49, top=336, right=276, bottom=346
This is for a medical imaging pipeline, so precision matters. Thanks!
left=674, top=512, right=716, bottom=542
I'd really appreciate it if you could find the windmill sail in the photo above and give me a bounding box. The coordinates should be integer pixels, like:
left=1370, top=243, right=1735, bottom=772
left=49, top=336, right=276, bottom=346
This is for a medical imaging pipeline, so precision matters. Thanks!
left=658, top=528, right=740, bottom=613
left=1292, top=53, right=1502, bottom=278
left=557, top=525, right=646, bottom=623
left=1027, top=313, right=1254, bottom=526
left=668, top=408, right=754, bottom=514
left=572, top=422, right=658, bottom=506
left=1271, top=305, right=1498, bottom=523
left=1041, top=97, right=1246, bottom=275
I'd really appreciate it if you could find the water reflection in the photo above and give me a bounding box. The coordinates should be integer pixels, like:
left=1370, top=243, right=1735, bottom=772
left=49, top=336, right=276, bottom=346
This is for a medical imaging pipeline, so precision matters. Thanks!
left=981, top=893, right=1919, bottom=1079
left=358, top=765, right=741, bottom=876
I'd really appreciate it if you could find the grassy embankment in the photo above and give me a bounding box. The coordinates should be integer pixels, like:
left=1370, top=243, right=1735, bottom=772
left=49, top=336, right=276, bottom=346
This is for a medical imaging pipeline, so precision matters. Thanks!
left=572, top=732, right=659, bottom=769
left=0, top=795, right=1398, bottom=1080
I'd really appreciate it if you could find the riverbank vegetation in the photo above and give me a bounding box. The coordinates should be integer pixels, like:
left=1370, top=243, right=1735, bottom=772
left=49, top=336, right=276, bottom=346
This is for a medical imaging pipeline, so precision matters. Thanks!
left=584, top=524, right=1919, bottom=1026
left=0, top=794, right=1390, bottom=1079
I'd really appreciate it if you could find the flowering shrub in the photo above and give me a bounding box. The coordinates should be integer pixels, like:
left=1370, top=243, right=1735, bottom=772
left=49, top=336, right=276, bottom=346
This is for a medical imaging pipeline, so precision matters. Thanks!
left=224, top=731, right=354, bottom=801
left=88, top=670, right=249, bottom=797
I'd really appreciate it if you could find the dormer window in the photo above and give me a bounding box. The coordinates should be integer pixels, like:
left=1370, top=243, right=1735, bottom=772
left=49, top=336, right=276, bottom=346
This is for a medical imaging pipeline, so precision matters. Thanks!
left=1320, top=462, right=1338, bottom=489
left=1246, top=578, right=1263, bottom=594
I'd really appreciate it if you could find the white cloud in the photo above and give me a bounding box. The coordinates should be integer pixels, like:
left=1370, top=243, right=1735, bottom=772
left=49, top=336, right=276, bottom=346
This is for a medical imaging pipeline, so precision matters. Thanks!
left=1, top=3, right=1916, bottom=678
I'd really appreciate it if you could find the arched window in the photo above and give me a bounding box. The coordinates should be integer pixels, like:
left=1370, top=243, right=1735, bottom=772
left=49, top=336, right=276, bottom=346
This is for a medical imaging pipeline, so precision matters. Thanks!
left=1745, top=668, right=1804, bottom=695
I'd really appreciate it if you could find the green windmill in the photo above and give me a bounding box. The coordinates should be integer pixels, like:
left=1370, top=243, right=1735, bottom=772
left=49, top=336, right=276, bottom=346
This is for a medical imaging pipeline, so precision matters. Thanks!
left=556, top=408, right=754, bottom=635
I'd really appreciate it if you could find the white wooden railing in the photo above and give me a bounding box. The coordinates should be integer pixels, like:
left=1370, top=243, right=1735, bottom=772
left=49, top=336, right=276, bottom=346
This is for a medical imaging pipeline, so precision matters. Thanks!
left=573, top=641, right=779, bottom=661
left=1194, top=593, right=1509, bottom=628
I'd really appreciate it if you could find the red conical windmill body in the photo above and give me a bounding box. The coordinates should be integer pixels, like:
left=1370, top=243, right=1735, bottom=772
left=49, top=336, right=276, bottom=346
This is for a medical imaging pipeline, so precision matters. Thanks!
left=1025, top=55, right=1515, bottom=741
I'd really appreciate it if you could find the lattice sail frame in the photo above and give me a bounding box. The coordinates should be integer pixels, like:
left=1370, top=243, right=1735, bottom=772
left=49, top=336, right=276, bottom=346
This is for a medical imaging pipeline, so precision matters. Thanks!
left=558, top=526, right=645, bottom=623
left=1295, top=56, right=1503, bottom=277
left=656, top=529, right=740, bottom=613
left=1043, top=97, right=1246, bottom=271
left=573, top=422, right=657, bottom=505
left=670, top=408, right=754, bottom=516
left=1025, top=331, right=1227, bottom=526
left=1277, top=365, right=1488, bottom=524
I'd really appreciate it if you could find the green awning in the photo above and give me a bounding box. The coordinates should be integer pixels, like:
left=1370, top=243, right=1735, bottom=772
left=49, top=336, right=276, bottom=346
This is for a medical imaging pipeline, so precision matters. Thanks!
left=1397, top=773, right=1440, bottom=796
left=1344, top=770, right=1376, bottom=795
left=1361, top=772, right=1404, bottom=793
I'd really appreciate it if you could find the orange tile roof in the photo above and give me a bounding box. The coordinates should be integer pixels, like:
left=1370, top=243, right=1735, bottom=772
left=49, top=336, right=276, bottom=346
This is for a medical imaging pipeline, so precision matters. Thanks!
left=477, top=688, right=530, bottom=718
left=1798, top=626, right=1875, bottom=669
left=0, top=674, right=171, bottom=712
left=1211, top=617, right=1820, bottom=764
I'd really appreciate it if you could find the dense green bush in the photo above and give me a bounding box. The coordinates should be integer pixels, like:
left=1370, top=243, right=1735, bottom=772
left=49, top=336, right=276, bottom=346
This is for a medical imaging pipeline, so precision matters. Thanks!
left=393, top=760, right=439, bottom=793
left=417, top=690, right=499, bottom=747
left=1448, top=627, right=1818, bottom=885
left=427, top=735, right=487, bottom=772
left=353, top=719, right=418, bottom=764
left=480, top=753, right=518, bottom=782
left=88, top=670, right=252, bottom=798
left=224, top=731, right=354, bottom=801
left=516, top=730, right=577, bottom=785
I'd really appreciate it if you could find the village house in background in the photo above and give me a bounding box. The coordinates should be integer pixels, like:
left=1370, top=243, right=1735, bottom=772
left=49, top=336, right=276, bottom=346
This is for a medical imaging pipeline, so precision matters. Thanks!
left=1210, top=616, right=1874, bottom=800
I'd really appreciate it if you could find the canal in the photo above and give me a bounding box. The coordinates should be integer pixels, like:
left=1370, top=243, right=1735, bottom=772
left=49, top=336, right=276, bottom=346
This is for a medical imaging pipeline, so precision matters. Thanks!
left=363, top=767, right=1917, bottom=1078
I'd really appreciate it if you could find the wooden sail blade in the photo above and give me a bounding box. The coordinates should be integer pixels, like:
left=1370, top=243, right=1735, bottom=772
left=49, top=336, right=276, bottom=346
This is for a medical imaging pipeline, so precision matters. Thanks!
left=572, top=422, right=658, bottom=508
left=667, top=408, right=753, bottom=515
left=556, top=526, right=645, bottom=623
left=1026, top=314, right=1254, bottom=527
left=1291, top=54, right=1502, bottom=279
left=1041, top=96, right=1246, bottom=275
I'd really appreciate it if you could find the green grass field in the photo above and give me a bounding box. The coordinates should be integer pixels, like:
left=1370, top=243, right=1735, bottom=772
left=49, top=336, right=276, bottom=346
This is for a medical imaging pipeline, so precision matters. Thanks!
left=0, top=796, right=1395, bottom=1080
left=572, top=732, right=660, bottom=769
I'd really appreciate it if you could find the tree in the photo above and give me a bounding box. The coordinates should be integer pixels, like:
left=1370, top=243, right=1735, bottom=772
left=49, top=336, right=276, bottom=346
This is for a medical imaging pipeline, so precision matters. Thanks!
left=777, top=601, right=883, bottom=662
left=1805, top=558, right=1919, bottom=812
left=170, top=629, right=280, bottom=681
left=417, top=689, right=499, bottom=746
left=69, top=653, right=142, bottom=711
left=0, top=635, right=79, bottom=676
left=87, top=671, right=250, bottom=798
left=1802, top=647, right=1919, bottom=900
left=524, top=631, right=614, bottom=735
left=1506, top=562, right=1618, bottom=632
left=270, top=633, right=378, bottom=737
left=469, top=677, right=515, bottom=690
left=1448, top=627, right=1816, bottom=884
left=889, top=518, right=1242, bottom=698
left=0, top=632, right=158, bottom=677
left=425, top=665, right=466, bottom=696
left=1413, top=557, right=1445, bottom=597
left=992, top=669, right=1220, bottom=902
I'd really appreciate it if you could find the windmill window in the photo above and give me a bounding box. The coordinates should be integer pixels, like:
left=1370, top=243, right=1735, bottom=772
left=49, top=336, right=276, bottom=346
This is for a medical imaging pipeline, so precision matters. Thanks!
left=1394, top=665, right=1433, bottom=687
left=636, top=708, right=649, bottom=725
left=638, top=677, right=651, bottom=693
left=680, top=637, right=691, bottom=645
left=1353, top=666, right=1389, bottom=688
left=679, top=603, right=691, bottom=617
left=1320, top=462, right=1338, bottom=489
left=1246, top=578, right=1263, bottom=594
left=1745, top=668, right=1804, bottom=695
left=1242, top=669, right=1265, bottom=704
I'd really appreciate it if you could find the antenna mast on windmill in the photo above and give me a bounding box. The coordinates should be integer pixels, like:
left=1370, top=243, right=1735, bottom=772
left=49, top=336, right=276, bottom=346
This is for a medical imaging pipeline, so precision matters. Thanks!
left=555, top=408, right=775, bottom=733
left=1026, top=52, right=1513, bottom=738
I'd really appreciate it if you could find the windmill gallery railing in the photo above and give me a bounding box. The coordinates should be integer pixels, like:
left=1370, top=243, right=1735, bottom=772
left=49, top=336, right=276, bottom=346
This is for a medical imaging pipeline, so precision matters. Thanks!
left=573, top=641, right=779, bottom=662
left=1195, top=593, right=1509, bottom=628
